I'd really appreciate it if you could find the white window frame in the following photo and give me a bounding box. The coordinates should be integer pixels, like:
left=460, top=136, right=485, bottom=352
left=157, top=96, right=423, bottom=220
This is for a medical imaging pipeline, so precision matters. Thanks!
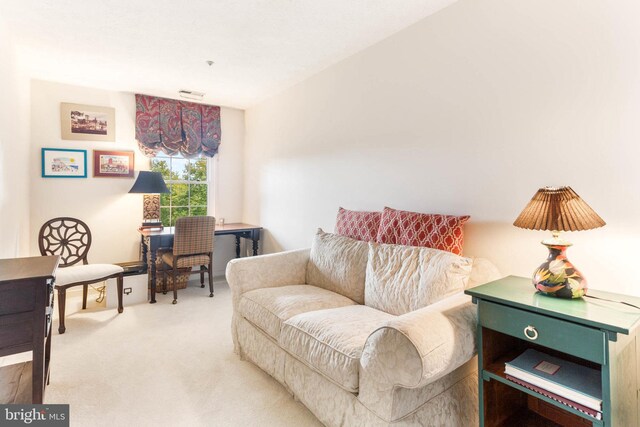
left=150, top=154, right=213, bottom=226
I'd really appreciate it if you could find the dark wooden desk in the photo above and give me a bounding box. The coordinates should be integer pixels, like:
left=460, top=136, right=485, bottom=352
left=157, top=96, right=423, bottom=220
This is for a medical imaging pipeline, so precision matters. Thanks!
left=0, top=256, right=59, bottom=403
left=139, top=223, right=262, bottom=303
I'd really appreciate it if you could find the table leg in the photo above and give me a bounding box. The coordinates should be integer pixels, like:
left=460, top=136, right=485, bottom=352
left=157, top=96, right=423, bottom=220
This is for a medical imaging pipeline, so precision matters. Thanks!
left=148, top=239, right=157, bottom=304
left=251, top=229, right=260, bottom=256
left=140, top=235, right=148, bottom=273
left=235, top=235, right=241, bottom=258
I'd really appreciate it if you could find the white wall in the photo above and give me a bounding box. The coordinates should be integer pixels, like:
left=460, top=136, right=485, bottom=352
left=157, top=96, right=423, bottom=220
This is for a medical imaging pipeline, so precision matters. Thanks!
left=30, top=80, right=144, bottom=264
left=0, top=17, right=31, bottom=258
left=244, top=0, right=640, bottom=296
left=211, top=106, right=246, bottom=273
left=29, top=80, right=244, bottom=275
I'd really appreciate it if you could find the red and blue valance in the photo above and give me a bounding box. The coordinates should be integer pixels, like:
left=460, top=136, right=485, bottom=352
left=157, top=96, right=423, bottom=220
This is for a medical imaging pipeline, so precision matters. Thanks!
left=135, top=94, right=221, bottom=158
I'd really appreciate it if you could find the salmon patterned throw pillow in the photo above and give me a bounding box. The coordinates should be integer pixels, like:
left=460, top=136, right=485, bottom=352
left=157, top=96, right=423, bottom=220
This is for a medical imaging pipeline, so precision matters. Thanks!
left=376, top=207, right=470, bottom=255
left=335, top=207, right=381, bottom=242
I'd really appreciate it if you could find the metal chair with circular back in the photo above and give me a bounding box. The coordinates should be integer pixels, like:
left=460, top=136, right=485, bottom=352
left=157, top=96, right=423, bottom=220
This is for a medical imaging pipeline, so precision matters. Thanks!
left=38, top=217, right=124, bottom=334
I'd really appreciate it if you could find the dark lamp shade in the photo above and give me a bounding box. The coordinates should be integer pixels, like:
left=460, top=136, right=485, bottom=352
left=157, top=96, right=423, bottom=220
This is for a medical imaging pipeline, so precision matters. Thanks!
left=128, top=171, right=170, bottom=194
left=513, top=186, right=605, bottom=232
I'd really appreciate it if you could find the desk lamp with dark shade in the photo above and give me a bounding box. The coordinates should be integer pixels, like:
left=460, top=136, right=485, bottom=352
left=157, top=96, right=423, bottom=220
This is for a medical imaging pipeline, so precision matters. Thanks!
left=513, top=186, right=605, bottom=299
left=128, top=171, right=170, bottom=230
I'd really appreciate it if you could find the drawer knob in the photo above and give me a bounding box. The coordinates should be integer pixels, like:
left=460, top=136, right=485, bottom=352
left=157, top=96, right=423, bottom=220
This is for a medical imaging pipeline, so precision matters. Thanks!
left=524, top=325, right=538, bottom=340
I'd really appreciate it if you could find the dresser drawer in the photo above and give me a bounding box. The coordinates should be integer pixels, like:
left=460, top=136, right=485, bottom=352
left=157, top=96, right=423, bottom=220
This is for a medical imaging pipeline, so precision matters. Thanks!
left=0, top=315, right=33, bottom=350
left=478, top=300, right=606, bottom=364
left=0, top=284, right=35, bottom=315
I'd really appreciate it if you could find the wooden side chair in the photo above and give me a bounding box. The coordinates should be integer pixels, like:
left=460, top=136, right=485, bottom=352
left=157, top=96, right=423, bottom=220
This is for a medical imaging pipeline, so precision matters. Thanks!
left=38, top=217, right=124, bottom=334
left=160, top=216, right=215, bottom=304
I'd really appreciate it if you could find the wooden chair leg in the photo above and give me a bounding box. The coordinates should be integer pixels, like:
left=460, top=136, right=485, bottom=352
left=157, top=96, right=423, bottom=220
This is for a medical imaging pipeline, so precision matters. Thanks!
left=172, top=265, right=178, bottom=304
left=200, top=266, right=205, bottom=288
left=117, top=274, right=124, bottom=314
left=208, top=260, right=214, bottom=297
left=57, top=288, right=67, bottom=334
left=82, top=284, right=88, bottom=309
left=162, top=261, right=167, bottom=295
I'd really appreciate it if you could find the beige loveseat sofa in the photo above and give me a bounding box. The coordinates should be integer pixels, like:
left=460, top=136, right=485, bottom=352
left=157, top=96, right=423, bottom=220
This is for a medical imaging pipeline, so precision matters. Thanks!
left=226, top=230, right=500, bottom=426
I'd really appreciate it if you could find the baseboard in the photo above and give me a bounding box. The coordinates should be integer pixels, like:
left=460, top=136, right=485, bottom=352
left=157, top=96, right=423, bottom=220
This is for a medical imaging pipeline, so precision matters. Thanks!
left=102, top=273, right=228, bottom=308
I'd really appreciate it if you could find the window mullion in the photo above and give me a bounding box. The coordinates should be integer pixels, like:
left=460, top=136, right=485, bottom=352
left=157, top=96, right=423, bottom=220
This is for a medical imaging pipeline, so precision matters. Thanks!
left=151, top=154, right=208, bottom=226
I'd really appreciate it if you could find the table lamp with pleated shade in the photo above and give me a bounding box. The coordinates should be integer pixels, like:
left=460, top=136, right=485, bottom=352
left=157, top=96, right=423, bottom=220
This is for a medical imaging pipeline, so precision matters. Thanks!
left=513, top=186, right=605, bottom=299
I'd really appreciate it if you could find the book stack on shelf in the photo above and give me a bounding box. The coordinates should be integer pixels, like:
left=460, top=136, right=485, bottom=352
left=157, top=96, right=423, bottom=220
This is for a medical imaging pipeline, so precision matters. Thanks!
left=505, top=349, right=603, bottom=420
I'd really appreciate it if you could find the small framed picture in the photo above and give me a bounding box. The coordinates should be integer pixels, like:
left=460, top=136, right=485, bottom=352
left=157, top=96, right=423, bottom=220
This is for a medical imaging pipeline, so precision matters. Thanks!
left=42, top=148, right=87, bottom=178
left=60, top=103, right=116, bottom=141
left=93, top=150, right=134, bottom=178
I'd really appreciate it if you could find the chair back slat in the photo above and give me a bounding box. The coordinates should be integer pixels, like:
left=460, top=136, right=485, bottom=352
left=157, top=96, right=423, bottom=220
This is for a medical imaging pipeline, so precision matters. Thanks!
left=173, top=216, right=216, bottom=256
left=38, top=217, right=92, bottom=267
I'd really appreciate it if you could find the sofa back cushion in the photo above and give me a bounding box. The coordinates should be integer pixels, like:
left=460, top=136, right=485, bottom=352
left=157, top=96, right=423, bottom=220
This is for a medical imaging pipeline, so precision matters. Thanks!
left=376, top=207, right=470, bottom=255
left=365, top=242, right=473, bottom=315
left=335, top=207, right=381, bottom=242
left=306, top=229, right=369, bottom=304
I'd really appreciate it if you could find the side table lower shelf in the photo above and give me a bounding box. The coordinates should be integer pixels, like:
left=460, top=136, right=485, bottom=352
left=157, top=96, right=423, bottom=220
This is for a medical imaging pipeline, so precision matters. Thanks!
left=482, top=368, right=600, bottom=426
left=498, top=402, right=584, bottom=427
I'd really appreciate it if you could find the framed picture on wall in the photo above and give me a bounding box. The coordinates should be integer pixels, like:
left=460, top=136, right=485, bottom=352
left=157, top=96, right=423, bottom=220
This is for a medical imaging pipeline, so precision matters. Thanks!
left=60, top=103, right=116, bottom=141
left=41, top=148, right=87, bottom=178
left=93, top=150, right=134, bottom=178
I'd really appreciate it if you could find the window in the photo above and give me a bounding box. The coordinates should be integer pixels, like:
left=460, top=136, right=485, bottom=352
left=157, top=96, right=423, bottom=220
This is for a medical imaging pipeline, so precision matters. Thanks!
left=150, top=155, right=208, bottom=226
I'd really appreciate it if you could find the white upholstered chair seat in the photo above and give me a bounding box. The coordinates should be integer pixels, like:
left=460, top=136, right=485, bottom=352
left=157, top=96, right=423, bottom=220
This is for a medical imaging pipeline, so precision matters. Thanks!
left=239, top=285, right=357, bottom=340
left=55, top=264, right=124, bottom=286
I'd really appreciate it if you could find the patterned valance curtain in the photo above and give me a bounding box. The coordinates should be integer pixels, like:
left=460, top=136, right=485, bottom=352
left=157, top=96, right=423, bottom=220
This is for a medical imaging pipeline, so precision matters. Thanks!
left=135, top=94, right=221, bottom=158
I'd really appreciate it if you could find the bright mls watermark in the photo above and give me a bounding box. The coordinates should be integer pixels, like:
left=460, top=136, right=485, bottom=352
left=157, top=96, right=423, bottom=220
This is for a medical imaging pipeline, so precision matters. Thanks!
left=1, top=405, right=69, bottom=426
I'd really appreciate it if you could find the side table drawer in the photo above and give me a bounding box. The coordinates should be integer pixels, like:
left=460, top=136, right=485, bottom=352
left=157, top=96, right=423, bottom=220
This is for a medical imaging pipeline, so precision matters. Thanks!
left=478, top=300, right=606, bottom=364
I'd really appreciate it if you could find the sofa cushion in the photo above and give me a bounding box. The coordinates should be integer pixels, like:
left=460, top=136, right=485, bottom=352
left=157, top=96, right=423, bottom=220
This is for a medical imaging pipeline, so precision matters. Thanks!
left=376, top=207, right=470, bottom=255
left=365, top=242, right=473, bottom=315
left=306, top=229, right=368, bottom=304
left=335, top=207, right=381, bottom=242
left=239, top=285, right=357, bottom=340
left=280, top=305, right=393, bottom=393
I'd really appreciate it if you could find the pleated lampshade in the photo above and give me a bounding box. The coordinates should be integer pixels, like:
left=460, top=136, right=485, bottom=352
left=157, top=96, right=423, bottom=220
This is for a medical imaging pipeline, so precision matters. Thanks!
left=513, top=186, right=605, bottom=232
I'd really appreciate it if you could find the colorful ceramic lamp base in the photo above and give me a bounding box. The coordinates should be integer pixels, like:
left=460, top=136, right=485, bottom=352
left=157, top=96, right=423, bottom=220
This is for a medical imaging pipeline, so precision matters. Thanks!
left=532, top=234, right=587, bottom=299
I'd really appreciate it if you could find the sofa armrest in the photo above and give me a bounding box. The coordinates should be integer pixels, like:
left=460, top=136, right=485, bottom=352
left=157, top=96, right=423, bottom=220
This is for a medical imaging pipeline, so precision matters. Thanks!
left=226, top=248, right=310, bottom=308
left=359, top=292, right=477, bottom=418
left=226, top=248, right=310, bottom=356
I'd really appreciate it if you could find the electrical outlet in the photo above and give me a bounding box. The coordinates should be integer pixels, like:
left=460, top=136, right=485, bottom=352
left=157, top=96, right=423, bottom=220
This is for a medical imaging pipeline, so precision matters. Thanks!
left=106, top=276, right=146, bottom=308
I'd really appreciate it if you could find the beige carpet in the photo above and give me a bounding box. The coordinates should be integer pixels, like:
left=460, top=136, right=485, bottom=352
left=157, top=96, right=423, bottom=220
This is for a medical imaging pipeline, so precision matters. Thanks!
left=45, top=279, right=323, bottom=427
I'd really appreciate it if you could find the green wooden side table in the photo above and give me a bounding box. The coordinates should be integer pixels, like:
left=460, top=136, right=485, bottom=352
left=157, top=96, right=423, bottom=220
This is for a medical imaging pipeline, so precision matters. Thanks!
left=465, top=276, right=640, bottom=426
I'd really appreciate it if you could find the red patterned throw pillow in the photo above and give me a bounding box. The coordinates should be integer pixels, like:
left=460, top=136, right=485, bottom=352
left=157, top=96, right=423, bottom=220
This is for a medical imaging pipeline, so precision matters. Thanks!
left=335, top=207, right=382, bottom=242
left=376, top=207, right=470, bottom=255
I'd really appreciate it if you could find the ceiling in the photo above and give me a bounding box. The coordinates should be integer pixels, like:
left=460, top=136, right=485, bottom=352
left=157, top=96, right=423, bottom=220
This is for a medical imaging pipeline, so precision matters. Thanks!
left=1, top=0, right=455, bottom=109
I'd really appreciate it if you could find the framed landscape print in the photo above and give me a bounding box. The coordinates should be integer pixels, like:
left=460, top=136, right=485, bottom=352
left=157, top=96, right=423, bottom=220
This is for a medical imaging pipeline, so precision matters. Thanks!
left=42, top=148, right=87, bottom=178
left=60, top=103, right=116, bottom=141
left=93, top=150, right=134, bottom=178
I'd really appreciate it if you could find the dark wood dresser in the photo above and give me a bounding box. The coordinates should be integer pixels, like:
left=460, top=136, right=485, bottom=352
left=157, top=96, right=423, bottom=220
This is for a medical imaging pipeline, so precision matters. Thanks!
left=0, top=256, right=58, bottom=403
